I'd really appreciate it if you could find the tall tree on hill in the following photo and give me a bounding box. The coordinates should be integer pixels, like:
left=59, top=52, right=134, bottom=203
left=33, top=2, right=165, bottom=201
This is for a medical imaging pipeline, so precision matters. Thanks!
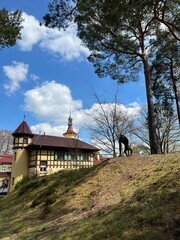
left=151, top=32, right=180, bottom=127
left=0, top=7, right=23, bottom=50
left=43, top=0, right=179, bottom=154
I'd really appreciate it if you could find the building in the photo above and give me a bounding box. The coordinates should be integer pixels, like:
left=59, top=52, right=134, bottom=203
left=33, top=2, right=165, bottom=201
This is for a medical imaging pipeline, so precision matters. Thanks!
left=0, top=154, right=13, bottom=195
left=10, top=117, right=99, bottom=192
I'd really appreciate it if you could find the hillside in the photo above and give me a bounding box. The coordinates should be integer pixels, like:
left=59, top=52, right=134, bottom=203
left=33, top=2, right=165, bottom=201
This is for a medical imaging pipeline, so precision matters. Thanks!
left=0, top=153, right=179, bottom=240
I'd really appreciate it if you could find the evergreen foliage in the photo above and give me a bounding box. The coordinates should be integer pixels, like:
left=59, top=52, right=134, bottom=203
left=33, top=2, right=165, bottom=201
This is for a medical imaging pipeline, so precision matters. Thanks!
left=0, top=7, right=23, bottom=49
left=151, top=32, right=180, bottom=127
left=43, top=0, right=180, bottom=154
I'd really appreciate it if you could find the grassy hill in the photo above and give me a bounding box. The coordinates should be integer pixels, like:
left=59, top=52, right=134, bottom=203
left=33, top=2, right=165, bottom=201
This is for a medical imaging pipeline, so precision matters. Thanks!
left=0, top=153, right=179, bottom=240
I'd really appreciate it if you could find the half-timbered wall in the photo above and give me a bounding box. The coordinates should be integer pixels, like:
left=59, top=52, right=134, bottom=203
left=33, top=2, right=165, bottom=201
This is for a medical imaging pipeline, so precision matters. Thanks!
left=29, top=149, right=94, bottom=176
left=13, top=137, right=32, bottom=148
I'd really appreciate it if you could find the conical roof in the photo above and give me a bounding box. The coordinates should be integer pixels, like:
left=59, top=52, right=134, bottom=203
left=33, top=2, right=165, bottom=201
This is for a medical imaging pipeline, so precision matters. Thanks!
left=12, top=120, right=33, bottom=137
left=63, top=126, right=77, bottom=135
left=63, top=115, right=77, bottom=138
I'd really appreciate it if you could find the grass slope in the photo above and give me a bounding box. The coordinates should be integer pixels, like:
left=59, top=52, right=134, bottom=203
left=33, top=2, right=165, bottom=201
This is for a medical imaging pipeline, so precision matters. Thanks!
left=0, top=153, right=179, bottom=240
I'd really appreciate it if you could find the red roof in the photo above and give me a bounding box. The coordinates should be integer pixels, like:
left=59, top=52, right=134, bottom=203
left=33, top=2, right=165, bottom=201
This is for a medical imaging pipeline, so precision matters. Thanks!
left=12, top=120, right=99, bottom=152
left=63, top=127, right=77, bottom=135
left=12, top=120, right=33, bottom=136
left=0, top=172, right=11, bottom=177
left=27, top=134, right=99, bottom=151
left=0, top=154, right=13, bottom=163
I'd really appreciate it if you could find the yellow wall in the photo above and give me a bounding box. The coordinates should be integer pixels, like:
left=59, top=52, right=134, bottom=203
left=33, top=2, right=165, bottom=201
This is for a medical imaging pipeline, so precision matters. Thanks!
left=63, top=133, right=77, bottom=138
left=9, top=148, right=29, bottom=192
left=10, top=144, right=96, bottom=192
left=36, top=160, right=94, bottom=176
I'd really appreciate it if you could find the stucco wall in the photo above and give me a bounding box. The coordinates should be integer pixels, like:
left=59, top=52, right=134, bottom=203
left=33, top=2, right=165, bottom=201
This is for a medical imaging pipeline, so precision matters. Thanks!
left=9, top=149, right=29, bottom=192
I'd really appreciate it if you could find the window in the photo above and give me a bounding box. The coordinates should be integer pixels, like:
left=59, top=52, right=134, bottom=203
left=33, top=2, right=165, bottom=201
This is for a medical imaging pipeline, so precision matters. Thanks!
left=76, top=153, right=92, bottom=161
left=64, top=152, right=72, bottom=161
left=40, top=161, right=47, bottom=172
left=54, top=151, right=63, bottom=160
left=23, top=137, right=28, bottom=144
left=54, top=151, right=73, bottom=161
left=40, top=166, right=47, bottom=172
left=88, top=153, right=93, bottom=161
left=2, top=166, right=6, bottom=172
left=77, top=153, right=84, bottom=161
left=13, top=138, right=19, bottom=147
left=54, top=151, right=58, bottom=160
left=6, top=166, right=11, bottom=172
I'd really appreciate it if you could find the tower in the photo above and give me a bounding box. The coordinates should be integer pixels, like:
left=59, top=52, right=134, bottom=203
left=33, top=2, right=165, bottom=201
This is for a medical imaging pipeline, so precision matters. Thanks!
left=10, top=117, right=33, bottom=191
left=63, top=115, right=77, bottom=139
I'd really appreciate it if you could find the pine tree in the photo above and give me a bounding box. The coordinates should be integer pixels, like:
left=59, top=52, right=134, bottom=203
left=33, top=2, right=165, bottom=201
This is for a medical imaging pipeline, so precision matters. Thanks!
left=0, top=8, right=23, bottom=50
left=43, top=0, right=179, bottom=154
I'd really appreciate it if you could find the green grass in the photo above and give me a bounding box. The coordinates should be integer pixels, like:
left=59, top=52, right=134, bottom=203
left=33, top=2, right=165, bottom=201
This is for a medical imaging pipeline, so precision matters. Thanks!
left=0, top=153, right=179, bottom=240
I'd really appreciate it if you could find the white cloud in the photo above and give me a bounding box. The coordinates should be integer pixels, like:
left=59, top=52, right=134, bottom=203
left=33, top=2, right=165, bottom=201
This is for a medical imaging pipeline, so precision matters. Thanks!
left=123, top=102, right=141, bottom=117
left=23, top=80, right=82, bottom=123
left=17, top=13, right=45, bottom=51
left=3, top=61, right=29, bottom=95
left=83, top=102, right=141, bottom=122
left=18, top=12, right=89, bottom=61
left=30, top=122, right=66, bottom=136
left=30, top=74, right=40, bottom=81
left=24, top=81, right=141, bottom=137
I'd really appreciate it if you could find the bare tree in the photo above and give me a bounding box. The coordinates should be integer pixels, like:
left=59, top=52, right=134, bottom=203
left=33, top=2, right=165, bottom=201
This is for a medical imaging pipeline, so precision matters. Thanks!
left=132, top=144, right=151, bottom=156
left=0, top=130, right=13, bottom=154
left=134, top=107, right=180, bottom=154
left=85, top=91, right=138, bottom=157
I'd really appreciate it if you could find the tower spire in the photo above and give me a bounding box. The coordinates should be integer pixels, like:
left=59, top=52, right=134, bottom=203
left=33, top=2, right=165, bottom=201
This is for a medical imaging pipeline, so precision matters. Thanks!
left=63, top=114, right=77, bottom=138
left=68, top=115, right=73, bottom=127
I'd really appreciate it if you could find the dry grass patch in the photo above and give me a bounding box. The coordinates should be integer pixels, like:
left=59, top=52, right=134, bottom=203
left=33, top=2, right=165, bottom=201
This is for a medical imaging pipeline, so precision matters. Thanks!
left=0, top=153, right=179, bottom=240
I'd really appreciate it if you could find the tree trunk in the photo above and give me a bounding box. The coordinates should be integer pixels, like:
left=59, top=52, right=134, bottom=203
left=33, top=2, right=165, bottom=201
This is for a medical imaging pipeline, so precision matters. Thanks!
left=113, top=144, right=116, bottom=157
left=170, top=59, right=180, bottom=128
left=142, top=55, right=160, bottom=154
left=173, top=82, right=180, bottom=128
left=119, top=142, right=122, bottom=156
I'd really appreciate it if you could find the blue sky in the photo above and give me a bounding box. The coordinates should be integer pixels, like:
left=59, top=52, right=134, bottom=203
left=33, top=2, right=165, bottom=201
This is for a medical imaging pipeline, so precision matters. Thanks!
left=0, top=0, right=146, bottom=143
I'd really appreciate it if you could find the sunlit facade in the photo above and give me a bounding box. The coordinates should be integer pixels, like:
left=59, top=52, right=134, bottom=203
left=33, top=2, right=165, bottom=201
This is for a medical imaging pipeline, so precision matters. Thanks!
left=10, top=117, right=99, bottom=192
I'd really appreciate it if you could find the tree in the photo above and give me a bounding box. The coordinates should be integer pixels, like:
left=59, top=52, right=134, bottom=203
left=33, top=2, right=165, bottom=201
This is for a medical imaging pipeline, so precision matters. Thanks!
left=132, top=144, right=151, bottom=155
left=43, top=0, right=179, bottom=154
left=152, top=0, right=180, bottom=41
left=154, top=106, right=180, bottom=153
left=0, top=7, right=23, bottom=50
left=152, top=84, right=175, bottom=154
left=134, top=107, right=180, bottom=154
left=151, top=32, right=180, bottom=127
left=0, top=130, right=13, bottom=154
left=84, top=91, right=136, bottom=157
